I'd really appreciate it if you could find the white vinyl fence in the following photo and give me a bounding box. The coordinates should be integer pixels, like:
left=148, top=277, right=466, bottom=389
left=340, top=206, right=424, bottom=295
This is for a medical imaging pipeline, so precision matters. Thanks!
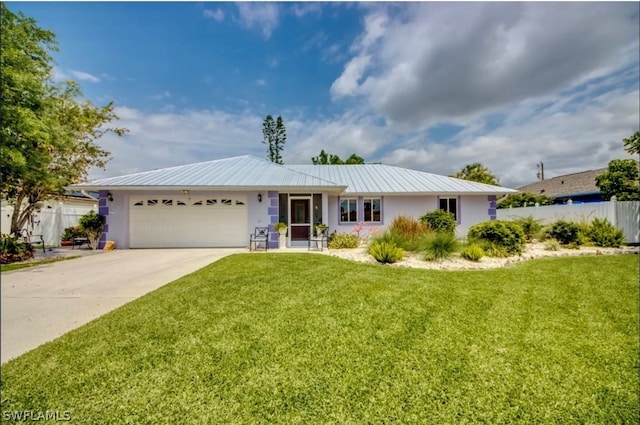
left=497, top=201, right=640, bottom=244
left=1, top=203, right=97, bottom=247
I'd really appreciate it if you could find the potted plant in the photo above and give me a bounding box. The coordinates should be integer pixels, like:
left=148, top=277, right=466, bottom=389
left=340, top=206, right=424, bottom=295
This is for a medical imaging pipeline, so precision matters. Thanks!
left=313, top=223, right=328, bottom=237
left=61, top=226, right=83, bottom=247
left=274, top=222, right=288, bottom=249
left=274, top=222, right=288, bottom=235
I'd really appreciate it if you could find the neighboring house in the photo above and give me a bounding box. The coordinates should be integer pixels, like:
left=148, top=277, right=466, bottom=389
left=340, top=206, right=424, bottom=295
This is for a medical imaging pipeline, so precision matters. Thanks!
left=69, top=155, right=516, bottom=249
left=516, top=168, right=607, bottom=204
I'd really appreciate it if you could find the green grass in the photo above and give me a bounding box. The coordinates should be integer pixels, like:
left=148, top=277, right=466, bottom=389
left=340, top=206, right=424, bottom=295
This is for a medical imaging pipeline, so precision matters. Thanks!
left=1, top=254, right=638, bottom=424
left=0, top=255, right=80, bottom=272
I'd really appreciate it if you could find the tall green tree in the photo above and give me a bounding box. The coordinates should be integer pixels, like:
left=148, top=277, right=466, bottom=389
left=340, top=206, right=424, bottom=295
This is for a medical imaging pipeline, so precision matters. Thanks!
left=451, top=163, right=500, bottom=186
left=262, top=115, right=286, bottom=164
left=623, top=131, right=640, bottom=156
left=595, top=159, right=640, bottom=201
left=311, top=150, right=365, bottom=164
left=1, top=4, right=127, bottom=235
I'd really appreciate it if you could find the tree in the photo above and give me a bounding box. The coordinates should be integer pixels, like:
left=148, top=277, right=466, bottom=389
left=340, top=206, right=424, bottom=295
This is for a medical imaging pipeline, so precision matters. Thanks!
left=623, top=131, right=640, bottom=156
left=262, top=114, right=286, bottom=164
left=311, top=150, right=365, bottom=164
left=595, top=159, right=640, bottom=201
left=451, top=163, right=500, bottom=185
left=1, top=4, right=127, bottom=235
left=79, top=210, right=105, bottom=251
left=497, top=192, right=555, bottom=209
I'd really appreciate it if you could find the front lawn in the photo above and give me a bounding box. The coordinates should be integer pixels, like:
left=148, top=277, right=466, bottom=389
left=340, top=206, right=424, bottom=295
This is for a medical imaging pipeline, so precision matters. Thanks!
left=1, top=254, right=638, bottom=424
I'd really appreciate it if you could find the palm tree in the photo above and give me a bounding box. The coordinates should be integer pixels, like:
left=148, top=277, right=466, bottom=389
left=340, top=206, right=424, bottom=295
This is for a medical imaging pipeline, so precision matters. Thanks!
left=451, top=163, right=500, bottom=186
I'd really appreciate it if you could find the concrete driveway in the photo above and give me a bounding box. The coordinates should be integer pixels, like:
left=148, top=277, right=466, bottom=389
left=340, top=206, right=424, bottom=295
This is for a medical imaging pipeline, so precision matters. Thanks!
left=1, top=248, right=241, bottom=364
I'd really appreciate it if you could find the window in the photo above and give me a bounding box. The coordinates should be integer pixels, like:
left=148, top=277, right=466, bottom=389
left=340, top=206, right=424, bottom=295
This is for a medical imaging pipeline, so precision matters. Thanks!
left=439, top=197, right=457, bottom=222
left=340, top=198, right=358, bottom=223
left=363, top=198, right=381, bottom=222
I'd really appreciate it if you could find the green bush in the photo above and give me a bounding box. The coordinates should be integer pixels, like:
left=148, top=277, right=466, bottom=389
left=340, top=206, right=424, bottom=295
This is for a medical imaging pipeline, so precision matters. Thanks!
left=423, top=232, right=458, bottom=260
left=467, top=220, right=526, bottom=256
left=550, top=220, right=581, bottom=245
left=512, top=216, right=542, bottom=242
left=328, top=233, right=360, bottom=249
left=419, top=210, right=456, bottom=234
left=0, top=234, right=34, bottom=264
left=461, top=244, right=484, bottom=262
left=588, top=218, right=625, bottom=247
left=62, top=226, right=86, bottom=240
left=368, top=241, right=404, bottom=264
left=79, top=211, right=106, bottom=250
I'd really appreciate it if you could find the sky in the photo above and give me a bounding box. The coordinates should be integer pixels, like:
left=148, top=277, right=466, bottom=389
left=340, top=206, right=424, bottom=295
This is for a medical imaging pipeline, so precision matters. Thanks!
left=8, top=1, right=640, bottom=188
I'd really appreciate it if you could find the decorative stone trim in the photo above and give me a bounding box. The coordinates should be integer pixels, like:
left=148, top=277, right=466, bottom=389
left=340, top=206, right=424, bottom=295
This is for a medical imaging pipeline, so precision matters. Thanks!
left=268, top=191, right=279, bottom=248
left=488, top=195, right=497, bottom=220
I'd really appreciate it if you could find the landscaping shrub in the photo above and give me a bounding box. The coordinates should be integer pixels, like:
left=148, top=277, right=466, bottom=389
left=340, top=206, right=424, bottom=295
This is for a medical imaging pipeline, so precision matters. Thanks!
left=550, top=220, right=581, bottom=245
left=328, top=233, right=360, bottom=249
left=544, top=239, right=560, bottom=251
left=388, top=215, right=431, bottom=251
left=0, top=234, right=34, bottom=264
left=467, top=220, right=526, bottom=256
left=419, top=210, right=456, bottom=234
left=388, top=215, right=431, bottom=238
left=512, top=216, right=542, bottom=242
left=461, top=244, right=484, bottom=262
left=423, top=232, right=458, bottom=260
left=368, top=241, right=403, bottom=264
left=79, top=211, right=106, bottom=250
left=587, top=218, right=625, bottom=247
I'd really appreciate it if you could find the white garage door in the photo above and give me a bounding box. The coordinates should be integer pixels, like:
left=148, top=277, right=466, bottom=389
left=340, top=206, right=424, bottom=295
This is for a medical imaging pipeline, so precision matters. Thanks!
left=129, top=195, right=248, bottom=248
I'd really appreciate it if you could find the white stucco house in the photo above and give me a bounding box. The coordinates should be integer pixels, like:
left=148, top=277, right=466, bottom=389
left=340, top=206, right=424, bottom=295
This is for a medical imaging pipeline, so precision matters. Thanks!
left=69, top=155, right=516, bottom=249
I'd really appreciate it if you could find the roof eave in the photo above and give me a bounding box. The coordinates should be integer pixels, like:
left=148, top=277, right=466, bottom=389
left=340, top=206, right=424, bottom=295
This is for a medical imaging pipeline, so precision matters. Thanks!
left=66, top=184, right=348, bottom=193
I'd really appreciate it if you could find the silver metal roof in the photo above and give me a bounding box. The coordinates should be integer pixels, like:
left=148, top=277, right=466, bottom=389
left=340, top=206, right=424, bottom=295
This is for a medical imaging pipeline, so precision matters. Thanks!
left=286, top=164, right=516, bottom=195
left=70, top=155, right=515, bottom=195
left=71, top=156, right=345, bottom=191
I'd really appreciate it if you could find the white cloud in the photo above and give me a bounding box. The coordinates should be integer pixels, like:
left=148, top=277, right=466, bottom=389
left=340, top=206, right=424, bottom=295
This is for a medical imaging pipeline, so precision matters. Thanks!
left=203, top=8, right=224, bottom=22
left=70, top=70, right=100, bottom=83
left=236, top=3, right=280, bottom=39
left=330, top=55, right=371, bottom=99
left=333, top=3, right=639, bottom=128
left=255, top=79, right=266, bottom=87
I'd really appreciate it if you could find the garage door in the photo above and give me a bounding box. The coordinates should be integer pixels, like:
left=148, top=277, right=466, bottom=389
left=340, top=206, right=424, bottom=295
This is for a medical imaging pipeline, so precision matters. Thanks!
left=129, top=195, right=248, bottom=248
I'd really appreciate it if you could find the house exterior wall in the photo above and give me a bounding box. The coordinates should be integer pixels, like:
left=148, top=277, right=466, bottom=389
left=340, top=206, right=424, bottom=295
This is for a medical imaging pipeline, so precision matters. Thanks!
left=105, top=190, right=270, bottom=249
left=327, top=194, right=495, bottom=238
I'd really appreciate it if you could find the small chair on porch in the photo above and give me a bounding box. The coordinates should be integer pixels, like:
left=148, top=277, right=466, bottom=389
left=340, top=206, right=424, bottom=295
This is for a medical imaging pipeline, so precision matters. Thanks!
left=249, top=227, right=270, bottom=251
left=308, top=226, right=329, bottom=252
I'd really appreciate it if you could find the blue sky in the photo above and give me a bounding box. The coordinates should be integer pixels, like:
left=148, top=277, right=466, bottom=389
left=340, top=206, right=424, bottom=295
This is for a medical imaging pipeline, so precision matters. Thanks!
left=9, top=2, right=640, bottom=187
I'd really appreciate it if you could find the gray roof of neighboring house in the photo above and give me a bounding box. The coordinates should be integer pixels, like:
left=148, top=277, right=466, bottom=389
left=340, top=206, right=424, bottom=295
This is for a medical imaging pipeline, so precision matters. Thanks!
left=71, top=156, right=345, bottom=192
left=70, top=155, right=516, bottom=195
left=516, top=168, right=607, bottom=199
left=287, top=164, right=515, bottom=195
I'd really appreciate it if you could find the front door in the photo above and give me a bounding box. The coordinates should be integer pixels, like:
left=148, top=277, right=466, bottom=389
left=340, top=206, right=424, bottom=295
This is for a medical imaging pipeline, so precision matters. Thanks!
left=289, top=198, right=311, bottom=243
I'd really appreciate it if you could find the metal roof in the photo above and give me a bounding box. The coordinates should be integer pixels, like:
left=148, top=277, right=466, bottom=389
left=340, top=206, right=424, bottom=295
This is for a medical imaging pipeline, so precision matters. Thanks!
left=286, top=164, right=516, bottom=195
left=70, top=156, right=345, bottom=192
left=70, top=155, right=516, bottom=195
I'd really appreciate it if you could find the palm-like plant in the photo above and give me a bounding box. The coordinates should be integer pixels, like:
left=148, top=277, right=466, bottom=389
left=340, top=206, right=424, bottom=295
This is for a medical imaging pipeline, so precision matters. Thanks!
left=451, top=163, right=500, bottom=186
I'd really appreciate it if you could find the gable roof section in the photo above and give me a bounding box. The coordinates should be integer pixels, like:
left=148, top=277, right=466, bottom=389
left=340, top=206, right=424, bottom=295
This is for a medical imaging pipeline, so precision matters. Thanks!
left=517, top=168, right=606, bottom=198
left=70, top=156, right=345, bottom=192
left=286, top=164, right=515, bottom=195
